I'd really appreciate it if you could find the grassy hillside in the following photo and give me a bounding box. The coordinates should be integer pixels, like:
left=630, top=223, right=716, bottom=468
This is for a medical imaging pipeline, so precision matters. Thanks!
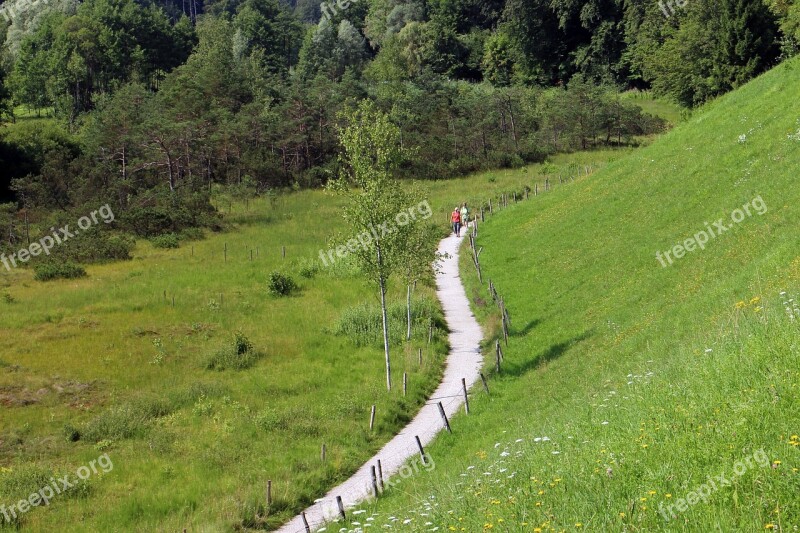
left=339, top=59, right=800, bottom=530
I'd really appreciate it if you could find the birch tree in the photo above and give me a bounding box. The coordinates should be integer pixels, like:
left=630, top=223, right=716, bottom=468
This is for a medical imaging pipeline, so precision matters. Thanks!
left=331, top=100, right=413, bottom=392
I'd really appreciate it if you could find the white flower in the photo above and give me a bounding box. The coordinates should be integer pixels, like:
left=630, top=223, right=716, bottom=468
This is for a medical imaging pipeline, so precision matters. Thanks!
left=738, top=134, right=747, bottom=143
left=601, top=421, right=609, bottom=425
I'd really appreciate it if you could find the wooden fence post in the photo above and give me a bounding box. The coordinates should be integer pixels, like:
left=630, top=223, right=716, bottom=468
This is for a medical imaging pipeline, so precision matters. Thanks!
left=480, top=372, right=490, bottom=395
left=437, top=402, right=452, bottom=433
left=336, top=496, right=346, bottom=521
left=415, top=435, right=427, bottom=465
left=370, top=405, right=376, bottom=431
left=462, top=378, right=470, bottom=414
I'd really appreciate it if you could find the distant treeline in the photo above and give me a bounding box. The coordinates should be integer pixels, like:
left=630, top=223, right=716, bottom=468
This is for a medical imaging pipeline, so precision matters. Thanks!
left=0, top=0, right=795, bottom=240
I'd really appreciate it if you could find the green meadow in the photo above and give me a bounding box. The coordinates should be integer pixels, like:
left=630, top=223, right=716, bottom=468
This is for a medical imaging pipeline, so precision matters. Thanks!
left=0, top=143, right=623, bottom=531
left=335, top=58, right=800, bottom=531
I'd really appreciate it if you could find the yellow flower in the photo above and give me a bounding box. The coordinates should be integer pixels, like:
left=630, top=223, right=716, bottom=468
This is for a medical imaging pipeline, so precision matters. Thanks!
left=648, top=490, right=657, bottom=495
left=735, top=301, right=746, bottom=309
left=750, top=296, right=761, bottom=305
left=764, top=524, right=775, bottom=530
left=665, top=494, right=672, bottom=498
left=484, top=523, right=493, bottom=530
left=534, top=529, right=542, bottom=533
left=575, top=523, right=583, bottom=528
left=619, top=512, right=625, bottom=518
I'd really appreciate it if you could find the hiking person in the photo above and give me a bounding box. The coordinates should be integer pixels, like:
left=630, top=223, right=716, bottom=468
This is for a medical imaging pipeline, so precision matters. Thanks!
left=451, top=207, right=462, bottom=236
left=460, top=203, right=469, bottom=229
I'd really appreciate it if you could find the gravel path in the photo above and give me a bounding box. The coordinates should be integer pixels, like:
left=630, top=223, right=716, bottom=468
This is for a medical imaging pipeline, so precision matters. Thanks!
left=276, top=229, right=484, bottom=533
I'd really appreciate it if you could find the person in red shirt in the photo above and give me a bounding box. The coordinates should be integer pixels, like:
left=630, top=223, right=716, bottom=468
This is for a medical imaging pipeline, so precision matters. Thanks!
left=451, top=207, right=462, bottom=236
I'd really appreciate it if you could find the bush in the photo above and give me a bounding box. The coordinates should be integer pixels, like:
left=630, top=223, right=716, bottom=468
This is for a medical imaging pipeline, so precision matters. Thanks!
left=206, top=332, right=262, bottom=371
left=30, top=228, right=134, bottom=264
left=151, top=234, right=180, bottom=249
left=34, top=261, right=87, bottom=282
left=294, top=258, right=319, bottom=279
left=268, top=271, right=298, bottom=297
left=179, top=227, right=205, bottom=241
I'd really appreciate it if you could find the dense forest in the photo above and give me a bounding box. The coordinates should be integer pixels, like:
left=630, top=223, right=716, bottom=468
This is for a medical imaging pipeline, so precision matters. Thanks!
left=0, top=0, right=796, bottom=259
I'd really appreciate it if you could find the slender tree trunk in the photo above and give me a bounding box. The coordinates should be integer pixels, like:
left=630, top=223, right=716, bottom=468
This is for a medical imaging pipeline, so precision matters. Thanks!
left=406, top=283, right=412, bottom=341
left=376, top=244, right=392, bottom=391
left=380, top=273, right=392, bottom=392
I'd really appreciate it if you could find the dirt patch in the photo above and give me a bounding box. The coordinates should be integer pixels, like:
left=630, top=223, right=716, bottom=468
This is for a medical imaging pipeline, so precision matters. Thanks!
left=0, top=380, right=96, bottom=409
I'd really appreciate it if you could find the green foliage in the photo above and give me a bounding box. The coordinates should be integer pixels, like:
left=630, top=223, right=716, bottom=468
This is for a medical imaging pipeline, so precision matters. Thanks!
left=33, top=261, right=87, bottom=281
left=150, top=233, right=180, bottom=249
left=81, top=398, right=171, bottom=442
left=205, top=332, right=262, bottom=371
left=333, top=297, right=441, bottom=347
left=268, top=271, right=298, bottom=296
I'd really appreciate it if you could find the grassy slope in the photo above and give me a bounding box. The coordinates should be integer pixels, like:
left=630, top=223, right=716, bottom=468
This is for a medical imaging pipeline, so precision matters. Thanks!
left=342, top=59, right=800, bottom=531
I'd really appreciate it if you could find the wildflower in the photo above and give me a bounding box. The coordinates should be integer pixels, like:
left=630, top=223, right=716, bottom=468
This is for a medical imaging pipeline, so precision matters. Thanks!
left=648, top=491, right=656, bottom=495
left=665, top=494, right=672, bottom=498
left=575, top=523, right=583, bottom=528
left=765, top=524, right=775, bottom=530
left=619, top=512, right=625, bottom=518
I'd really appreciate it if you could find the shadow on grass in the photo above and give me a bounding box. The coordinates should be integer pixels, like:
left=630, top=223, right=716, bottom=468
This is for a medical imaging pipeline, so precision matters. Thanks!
left=511, top=318, right=542, bottom=338
left=504, top=330, right=593, bottom=377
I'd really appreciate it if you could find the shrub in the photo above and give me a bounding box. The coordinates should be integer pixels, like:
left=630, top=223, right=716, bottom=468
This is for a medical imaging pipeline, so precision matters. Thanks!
left=179, top=227, right=205, bottom=241
left=295, top=258, right=319, bottom=279
left=151, top=234, right=180, bottom=249
left=206, top=332, right=262, bottom=371
left=64, top=424, right=81, bottom=442
left=268, top=271, right=298, bottom=297
left=31, top=229, right=134, bottom=264
left=34, top=261, right=87, bottom=282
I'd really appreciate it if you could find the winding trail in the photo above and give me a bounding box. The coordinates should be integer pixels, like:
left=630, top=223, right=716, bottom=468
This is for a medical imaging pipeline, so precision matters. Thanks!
left=277, top=230, right=484, bottom=533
